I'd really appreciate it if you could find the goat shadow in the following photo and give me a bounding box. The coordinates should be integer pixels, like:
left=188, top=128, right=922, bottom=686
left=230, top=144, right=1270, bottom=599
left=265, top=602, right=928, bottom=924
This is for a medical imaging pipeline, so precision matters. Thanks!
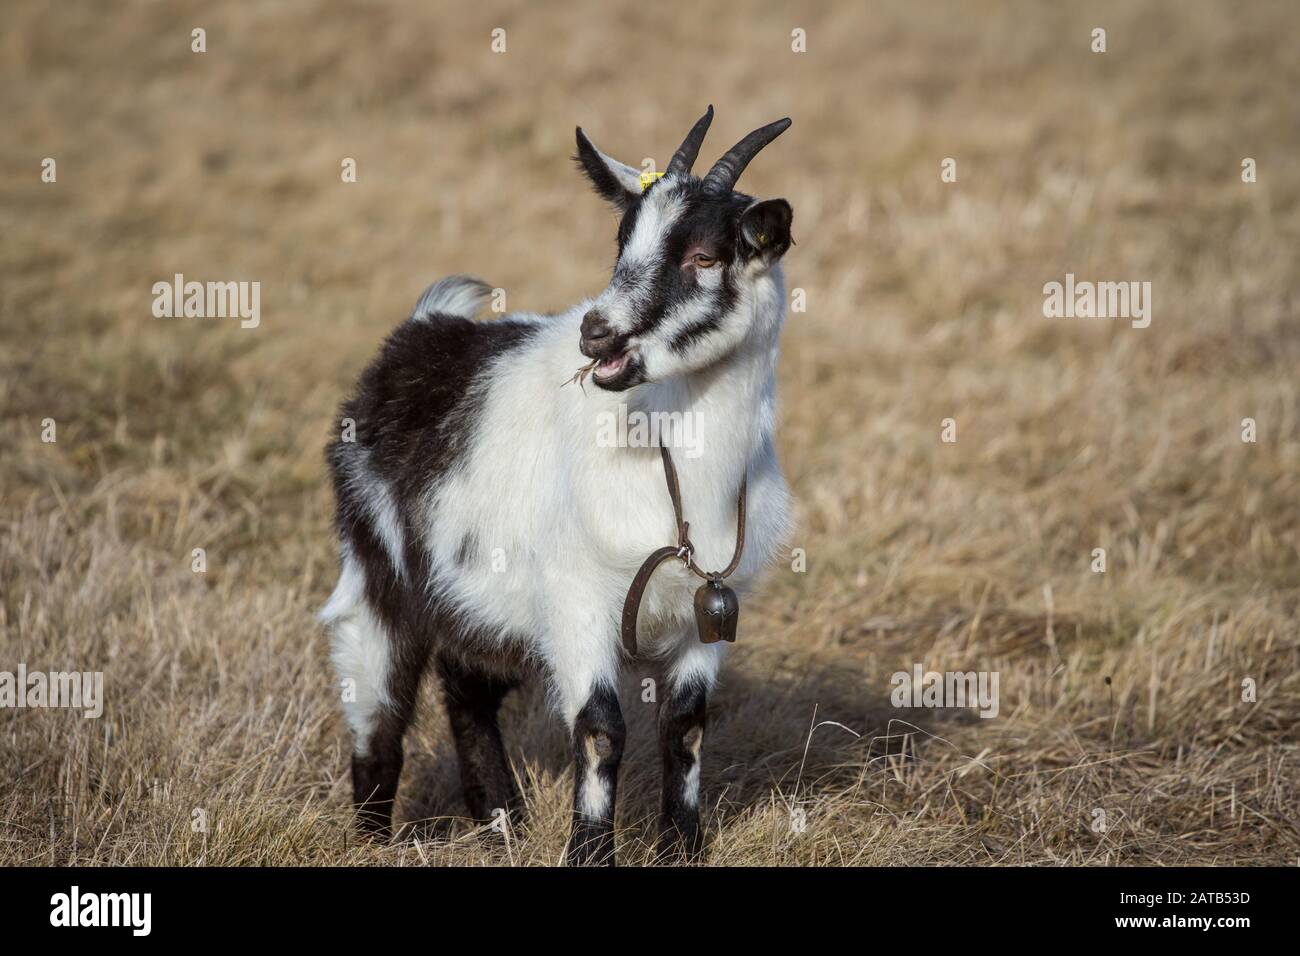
left=398, top=648, right=978, bottom=847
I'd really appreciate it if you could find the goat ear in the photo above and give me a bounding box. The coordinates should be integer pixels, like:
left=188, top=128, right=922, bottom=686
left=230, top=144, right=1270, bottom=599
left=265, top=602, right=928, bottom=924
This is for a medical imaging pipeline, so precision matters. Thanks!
left=575, top=127, right=642, bottom=211
left=739, top=199, right=794, bottom=262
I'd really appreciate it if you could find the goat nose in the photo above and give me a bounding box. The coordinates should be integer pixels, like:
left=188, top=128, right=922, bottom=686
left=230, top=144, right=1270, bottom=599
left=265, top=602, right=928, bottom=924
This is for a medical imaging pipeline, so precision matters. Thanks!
left=581, top=310, right=612, bottom=343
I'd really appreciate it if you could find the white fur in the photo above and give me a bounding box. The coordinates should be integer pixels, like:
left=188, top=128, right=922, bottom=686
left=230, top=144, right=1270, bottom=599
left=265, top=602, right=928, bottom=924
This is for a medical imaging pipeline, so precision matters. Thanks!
left=682, top=762, right=700, bottom=809
left=334, top=449, right=408, bottom=580
left=578, top=735, right=613, bottom=819
left=419, top=259, right=792, bottom=726
left=323, top=554, right=393, bottom=756
left=362, top=455, right=407, bottom=580
left=412, top=275, right=489, bottom=321
left=621, top=186, right=686, bottom=270
left=319, top=544, right=364, bottom=623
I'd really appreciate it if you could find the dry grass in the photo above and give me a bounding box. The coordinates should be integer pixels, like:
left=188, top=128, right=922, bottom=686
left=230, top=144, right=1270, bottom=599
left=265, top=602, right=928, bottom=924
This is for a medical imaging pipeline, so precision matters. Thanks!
left=2, top=0, right=1299, bottom=866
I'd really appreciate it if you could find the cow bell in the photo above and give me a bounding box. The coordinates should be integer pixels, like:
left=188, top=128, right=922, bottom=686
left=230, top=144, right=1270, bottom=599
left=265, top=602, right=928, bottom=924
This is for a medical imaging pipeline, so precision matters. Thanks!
left=694, top=576, right=739, bottom=644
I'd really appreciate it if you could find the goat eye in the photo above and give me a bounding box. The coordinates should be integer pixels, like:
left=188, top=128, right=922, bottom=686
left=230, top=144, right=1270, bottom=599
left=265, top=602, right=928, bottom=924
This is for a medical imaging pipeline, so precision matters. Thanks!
left=690, top=253, right=717, bottom=269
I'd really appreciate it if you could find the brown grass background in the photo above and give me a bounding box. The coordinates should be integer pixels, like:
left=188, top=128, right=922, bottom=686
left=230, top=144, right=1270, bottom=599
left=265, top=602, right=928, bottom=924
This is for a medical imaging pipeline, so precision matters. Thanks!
left=2, top=0, right=1298, bottom=865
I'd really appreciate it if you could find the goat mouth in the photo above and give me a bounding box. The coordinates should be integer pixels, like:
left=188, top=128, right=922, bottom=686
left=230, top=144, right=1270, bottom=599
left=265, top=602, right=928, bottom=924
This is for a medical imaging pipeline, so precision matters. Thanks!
left=592, top=348, right=642, bottom=391
left=593, top=351, right=630, bottom=382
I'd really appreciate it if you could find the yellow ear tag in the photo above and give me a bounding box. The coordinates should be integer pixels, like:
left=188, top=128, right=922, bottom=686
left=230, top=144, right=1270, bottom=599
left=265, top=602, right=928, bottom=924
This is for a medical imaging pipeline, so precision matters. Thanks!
left=640, top=171, right=665, bottom=191
left=757, top=232, right=768, bottom=246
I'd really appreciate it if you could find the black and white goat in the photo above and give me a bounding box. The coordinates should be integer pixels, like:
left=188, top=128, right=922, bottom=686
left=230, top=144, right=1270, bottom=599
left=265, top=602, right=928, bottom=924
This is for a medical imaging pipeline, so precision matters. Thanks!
left=321, top=107, right=795, bottom=864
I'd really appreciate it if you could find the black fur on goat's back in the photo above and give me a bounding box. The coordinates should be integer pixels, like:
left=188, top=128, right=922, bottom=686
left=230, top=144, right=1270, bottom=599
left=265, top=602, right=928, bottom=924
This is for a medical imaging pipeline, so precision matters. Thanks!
left=327, top=313, right=540, bottom=516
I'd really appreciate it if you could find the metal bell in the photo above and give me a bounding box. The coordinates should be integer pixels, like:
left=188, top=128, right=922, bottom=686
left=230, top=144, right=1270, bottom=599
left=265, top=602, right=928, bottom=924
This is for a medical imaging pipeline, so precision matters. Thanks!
left=694, top=577, right=739, bottom=644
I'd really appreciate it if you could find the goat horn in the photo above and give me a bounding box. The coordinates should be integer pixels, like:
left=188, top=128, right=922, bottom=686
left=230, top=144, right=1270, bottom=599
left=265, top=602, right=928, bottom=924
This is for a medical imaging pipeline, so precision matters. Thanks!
left=702, top=116, right=791, bottom=193
left=665, top=105, right=715, bottom=178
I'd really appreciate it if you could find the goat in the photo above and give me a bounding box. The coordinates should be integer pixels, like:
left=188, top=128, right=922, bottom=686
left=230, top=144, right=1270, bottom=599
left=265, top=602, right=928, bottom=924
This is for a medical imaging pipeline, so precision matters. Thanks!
left=320, top=107, right=795, bottom=864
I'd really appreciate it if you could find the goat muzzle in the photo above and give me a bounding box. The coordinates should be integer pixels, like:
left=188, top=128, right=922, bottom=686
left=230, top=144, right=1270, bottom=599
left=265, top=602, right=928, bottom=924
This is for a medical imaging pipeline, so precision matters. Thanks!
left=579, top=309, right=619, bottom=358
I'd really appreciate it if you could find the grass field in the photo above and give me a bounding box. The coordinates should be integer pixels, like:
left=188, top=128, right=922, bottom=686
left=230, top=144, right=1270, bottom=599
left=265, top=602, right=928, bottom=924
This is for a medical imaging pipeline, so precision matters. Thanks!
left=2, top=0, right=1298, bottom=865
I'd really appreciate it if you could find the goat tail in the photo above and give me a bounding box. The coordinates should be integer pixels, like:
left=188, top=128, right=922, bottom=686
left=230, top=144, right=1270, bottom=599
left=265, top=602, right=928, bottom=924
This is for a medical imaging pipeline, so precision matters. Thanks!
left=411, top=274, right=493, bottom=321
